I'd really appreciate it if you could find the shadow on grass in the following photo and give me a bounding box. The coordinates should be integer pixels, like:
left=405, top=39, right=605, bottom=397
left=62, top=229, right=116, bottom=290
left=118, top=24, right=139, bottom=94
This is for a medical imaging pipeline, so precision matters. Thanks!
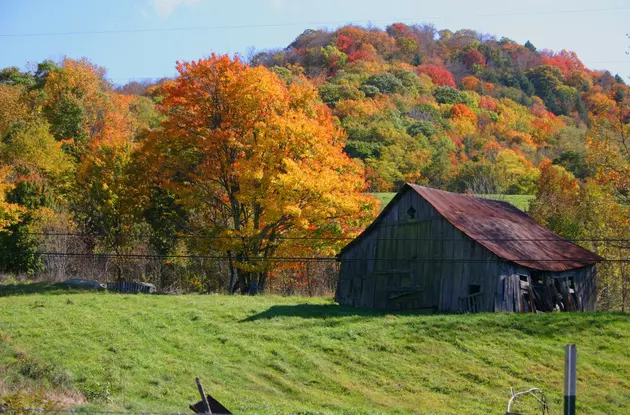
left=241, top=303, right=435, bottom=322
left=0, top=282, right=101, bottom=297
left=242, top=305, right=630, bottom=340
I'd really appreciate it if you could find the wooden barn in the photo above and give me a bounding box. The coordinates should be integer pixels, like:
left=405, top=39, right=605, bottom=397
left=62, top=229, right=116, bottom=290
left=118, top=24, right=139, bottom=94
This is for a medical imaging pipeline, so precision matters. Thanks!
left=336, top=184, right=604, bottom=313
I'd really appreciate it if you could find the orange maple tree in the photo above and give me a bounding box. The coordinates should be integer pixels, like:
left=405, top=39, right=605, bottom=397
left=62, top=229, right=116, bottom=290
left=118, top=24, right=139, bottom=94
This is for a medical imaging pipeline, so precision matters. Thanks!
left=139, top=54, right=377, bottom=292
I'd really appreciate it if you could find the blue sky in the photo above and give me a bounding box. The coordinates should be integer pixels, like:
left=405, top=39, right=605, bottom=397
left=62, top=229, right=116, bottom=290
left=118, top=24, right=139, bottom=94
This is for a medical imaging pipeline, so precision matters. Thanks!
left=1, top=0, right=629, bottom=84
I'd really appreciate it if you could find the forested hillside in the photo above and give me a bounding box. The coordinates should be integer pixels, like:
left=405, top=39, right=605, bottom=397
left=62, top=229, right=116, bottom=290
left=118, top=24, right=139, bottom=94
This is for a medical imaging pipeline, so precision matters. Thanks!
left=252, top=25, right=627, bottom=194
left=0, top=23, right=629, bottom=308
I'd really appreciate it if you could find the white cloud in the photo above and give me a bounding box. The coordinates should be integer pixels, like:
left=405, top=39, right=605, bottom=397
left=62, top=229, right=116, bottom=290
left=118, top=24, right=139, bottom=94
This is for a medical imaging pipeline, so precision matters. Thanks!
left=151, top=0, right=200, bottom=18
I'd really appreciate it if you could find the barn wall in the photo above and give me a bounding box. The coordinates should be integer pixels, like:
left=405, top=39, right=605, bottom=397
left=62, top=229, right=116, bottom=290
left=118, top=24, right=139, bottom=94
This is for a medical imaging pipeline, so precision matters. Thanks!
left=552, top=266, right=597, bottom=311
left=492, top=265, right=597, bottom=312
left=581, top=266, right=597, bottom=311
left=494, top=266, right=529, bottom=313
left=337, top=189, right=510, bottom=312
left=336, top=189, right=440, bottom=308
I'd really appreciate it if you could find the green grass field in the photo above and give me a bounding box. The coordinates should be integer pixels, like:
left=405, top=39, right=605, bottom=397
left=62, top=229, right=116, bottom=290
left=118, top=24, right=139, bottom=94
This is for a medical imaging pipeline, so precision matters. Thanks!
left=0, top=287, right=629, bottom=414
left=371, top=193, right=535, bottom=211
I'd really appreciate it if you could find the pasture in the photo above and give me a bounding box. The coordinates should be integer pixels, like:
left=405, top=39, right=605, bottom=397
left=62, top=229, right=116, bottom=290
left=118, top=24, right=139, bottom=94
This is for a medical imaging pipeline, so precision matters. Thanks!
left=0, top=287, right=628, bottom=414
left=371, top=193, right=535, bottom=211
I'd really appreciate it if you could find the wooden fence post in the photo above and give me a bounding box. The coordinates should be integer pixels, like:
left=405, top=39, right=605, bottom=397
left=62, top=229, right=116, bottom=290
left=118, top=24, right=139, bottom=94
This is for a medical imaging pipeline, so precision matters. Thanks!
left=564, top=344, right=577, bottom=415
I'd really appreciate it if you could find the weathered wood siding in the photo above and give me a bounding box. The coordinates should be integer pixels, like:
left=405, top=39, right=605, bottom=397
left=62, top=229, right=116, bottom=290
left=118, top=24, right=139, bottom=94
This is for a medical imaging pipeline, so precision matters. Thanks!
left=336, top=188, right=597, bottom=313
left=337, top=189, right=506, bottom=312
left=493, top=266, right=596, bottom=312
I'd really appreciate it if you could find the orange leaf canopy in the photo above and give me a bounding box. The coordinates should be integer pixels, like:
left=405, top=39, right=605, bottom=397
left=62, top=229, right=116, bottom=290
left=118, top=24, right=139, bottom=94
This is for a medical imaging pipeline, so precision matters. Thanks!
left=142, top=54, right=377, bottom=264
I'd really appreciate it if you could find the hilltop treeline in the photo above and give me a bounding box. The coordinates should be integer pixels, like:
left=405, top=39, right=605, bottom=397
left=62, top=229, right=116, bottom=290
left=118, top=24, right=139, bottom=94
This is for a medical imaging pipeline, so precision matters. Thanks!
left=0, top=24, right=628, bottom=307
left=253, top=24, right=627, bottom=194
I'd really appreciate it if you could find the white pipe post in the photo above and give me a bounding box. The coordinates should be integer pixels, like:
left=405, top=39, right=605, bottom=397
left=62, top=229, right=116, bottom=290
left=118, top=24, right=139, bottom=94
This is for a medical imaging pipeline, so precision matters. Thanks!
left=564, top=344, right=577, bottom=415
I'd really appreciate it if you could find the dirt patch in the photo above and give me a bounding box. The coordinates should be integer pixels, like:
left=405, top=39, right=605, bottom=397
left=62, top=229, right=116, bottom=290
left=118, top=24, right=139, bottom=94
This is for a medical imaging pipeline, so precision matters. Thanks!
left=0, top=379, right=87, bottom=409
left=45, top=389, right=88, bottom=408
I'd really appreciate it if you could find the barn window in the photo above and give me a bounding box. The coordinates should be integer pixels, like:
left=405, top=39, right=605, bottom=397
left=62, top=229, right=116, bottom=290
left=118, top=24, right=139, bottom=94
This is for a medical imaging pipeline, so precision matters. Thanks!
left=400, top=274, right=412, bottom=287
left=468, top=284, right=481, bottom=295
left=407, top=206, right=416, bottom=219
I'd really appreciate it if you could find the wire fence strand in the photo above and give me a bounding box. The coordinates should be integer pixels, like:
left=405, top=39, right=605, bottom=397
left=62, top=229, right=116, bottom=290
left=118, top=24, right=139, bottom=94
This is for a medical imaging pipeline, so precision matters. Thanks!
left=18, top=232, right=630, bottom=243
left=2, top=7, right=629, bottom=37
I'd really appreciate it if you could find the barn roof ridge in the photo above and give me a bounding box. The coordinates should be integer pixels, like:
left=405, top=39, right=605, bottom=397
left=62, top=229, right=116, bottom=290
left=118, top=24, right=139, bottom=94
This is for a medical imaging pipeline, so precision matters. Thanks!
left=339, top=183, right=604, bottom=272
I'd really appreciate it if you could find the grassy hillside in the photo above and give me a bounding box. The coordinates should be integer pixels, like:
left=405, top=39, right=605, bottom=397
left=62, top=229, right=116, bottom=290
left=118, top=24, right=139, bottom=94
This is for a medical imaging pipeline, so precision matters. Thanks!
left=0, top=288, right=629, bottom=414
left=372, top=192, right=534, bottom=211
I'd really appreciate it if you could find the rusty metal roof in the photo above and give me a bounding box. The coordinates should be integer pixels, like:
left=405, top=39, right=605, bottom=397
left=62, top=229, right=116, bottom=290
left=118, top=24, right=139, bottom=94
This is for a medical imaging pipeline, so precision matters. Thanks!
left=340, top=184, right=604, bottom=272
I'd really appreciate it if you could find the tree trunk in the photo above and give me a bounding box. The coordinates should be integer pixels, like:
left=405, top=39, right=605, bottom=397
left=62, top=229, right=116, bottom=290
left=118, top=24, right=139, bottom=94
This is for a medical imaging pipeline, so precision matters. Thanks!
left=234, top=252, right=248, bottom=294
left=227, top=251, right=237, bottom=293
left=258, top=270, right=268, bottom=294
left=622, top=264, right=627, bottom=312
left=306, top=262, right=313, bottom=296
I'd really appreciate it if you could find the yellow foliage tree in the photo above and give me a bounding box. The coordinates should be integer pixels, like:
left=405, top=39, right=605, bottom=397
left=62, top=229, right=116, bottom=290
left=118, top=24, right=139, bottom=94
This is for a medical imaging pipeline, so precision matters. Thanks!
left=0, top=84, right=29, bottom=137
left=0, top=120, right=73, bottom=181
left=0, top=166, right=24, bottom=231
left=494, top=149, right=539, bottom=194
left=138, top=54, right=377, bottom=292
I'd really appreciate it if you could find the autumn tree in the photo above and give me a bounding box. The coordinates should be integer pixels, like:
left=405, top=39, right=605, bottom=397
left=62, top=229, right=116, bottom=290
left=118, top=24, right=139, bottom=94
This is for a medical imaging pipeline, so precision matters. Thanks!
left=530, top=160, right=630, bottom=310
left=0, top=84, right=29, bottom=137
left=417, top=64, right=456, bottom=87
left=0, top=58, right=160, bottom=277
left=41, top=58, right=111, bottom=157
left=576, top=182, right=630, bottom=311
left=138, top=55, right=376, bottom=293
left=0, top=117, right=74, bottom=274
left=585, top=93, right=630, bottom=199
left=73, top=135, right=137, bottom=264
left=70, top=90, right=158, bottom=279
left=460, top=76, right=480, bottom=91
left=0, top=167, right=24, bottom=231
left=528, top=160, right=581, bottom=238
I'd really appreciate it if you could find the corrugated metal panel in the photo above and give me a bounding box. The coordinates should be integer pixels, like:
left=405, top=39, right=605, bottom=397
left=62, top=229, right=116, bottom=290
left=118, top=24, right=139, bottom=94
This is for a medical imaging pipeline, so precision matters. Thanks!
left=340, top=184, right=604, bottom=272
left=409, top=184, right=603, bottom=271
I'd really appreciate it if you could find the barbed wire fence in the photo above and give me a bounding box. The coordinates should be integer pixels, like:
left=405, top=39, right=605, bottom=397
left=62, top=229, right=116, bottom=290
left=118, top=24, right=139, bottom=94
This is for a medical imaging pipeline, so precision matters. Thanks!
left=0, top=233, right=628, bottom=308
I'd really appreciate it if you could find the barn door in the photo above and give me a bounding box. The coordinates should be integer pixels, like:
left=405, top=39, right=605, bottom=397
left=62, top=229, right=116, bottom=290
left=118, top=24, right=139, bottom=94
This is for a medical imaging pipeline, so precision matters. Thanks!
left=359, top=274, right=374, bottom=307
left=386, top=270, right=425, bottom=309
left=372, top=220, right=429, bottom=309
left=371, top=268, right=431, bottom=309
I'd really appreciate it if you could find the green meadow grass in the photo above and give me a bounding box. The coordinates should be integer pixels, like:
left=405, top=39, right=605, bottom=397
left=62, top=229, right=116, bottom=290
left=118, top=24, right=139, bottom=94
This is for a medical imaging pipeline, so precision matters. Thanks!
left=0, top=287, right=629, bottom=414
left=371, top=193, right=535, bottom=212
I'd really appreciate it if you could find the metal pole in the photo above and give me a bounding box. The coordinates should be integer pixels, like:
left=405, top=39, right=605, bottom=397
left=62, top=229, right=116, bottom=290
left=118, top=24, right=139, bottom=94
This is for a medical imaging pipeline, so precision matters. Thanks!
left=564, top=344, right=577, bottom=415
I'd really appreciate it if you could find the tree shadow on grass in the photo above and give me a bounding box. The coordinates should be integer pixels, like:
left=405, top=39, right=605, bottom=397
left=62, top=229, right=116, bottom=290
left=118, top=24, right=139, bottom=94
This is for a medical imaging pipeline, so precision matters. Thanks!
left=0, top=282, right=101, bottom=297
left=241, top=303, right=435, bottom=322
left=241, top=304, right=630, bottom=339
